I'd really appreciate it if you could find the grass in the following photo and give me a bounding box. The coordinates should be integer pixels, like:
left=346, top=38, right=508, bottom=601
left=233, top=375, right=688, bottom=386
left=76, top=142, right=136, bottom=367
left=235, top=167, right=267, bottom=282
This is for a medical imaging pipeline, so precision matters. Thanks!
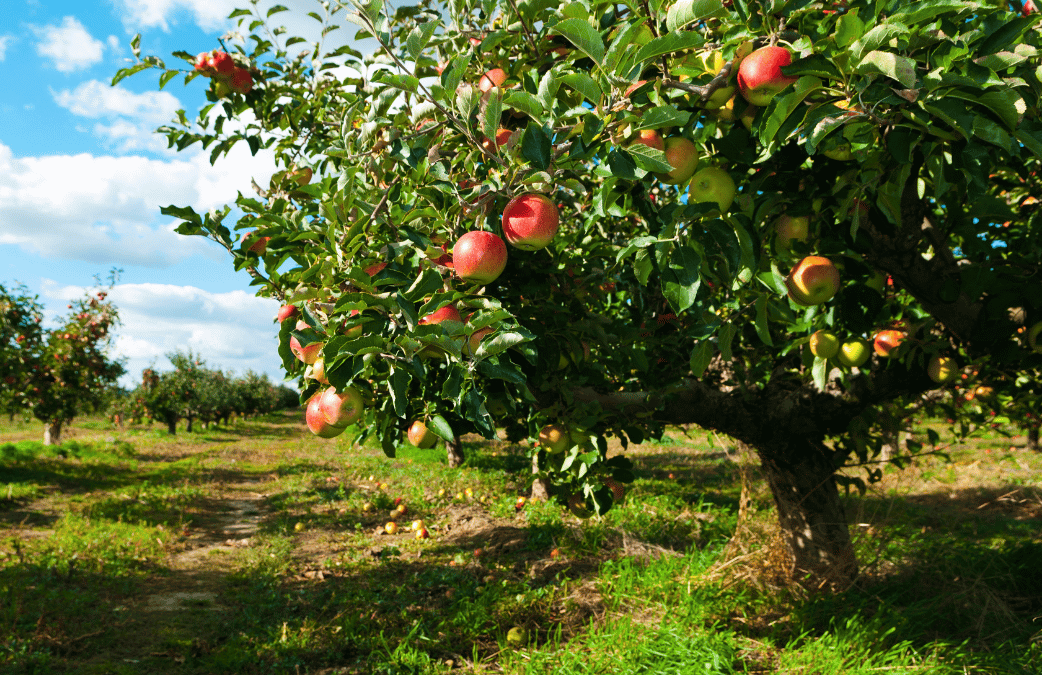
left=0, top=413, right=1039, bottom=673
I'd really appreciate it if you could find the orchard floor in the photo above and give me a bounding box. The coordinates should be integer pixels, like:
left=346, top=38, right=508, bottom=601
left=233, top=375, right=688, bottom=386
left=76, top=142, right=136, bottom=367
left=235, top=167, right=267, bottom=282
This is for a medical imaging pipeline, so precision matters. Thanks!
left=1, top=413, right=1039, bottom=674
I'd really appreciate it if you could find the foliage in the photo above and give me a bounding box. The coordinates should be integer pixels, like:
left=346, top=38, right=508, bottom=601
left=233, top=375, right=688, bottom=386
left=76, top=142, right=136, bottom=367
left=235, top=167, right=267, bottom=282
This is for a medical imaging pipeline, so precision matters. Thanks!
left=117, top=0, right=1042, bottom=578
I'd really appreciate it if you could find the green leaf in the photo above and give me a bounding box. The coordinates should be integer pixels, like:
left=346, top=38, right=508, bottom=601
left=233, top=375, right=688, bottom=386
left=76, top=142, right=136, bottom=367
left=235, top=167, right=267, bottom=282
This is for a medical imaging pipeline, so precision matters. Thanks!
left=429, top=414, right=454, bottom=442
left=606, top=148, right=640, bottom=179
left=891, top=0, right=966, bottom=25
left=689, top=340, right=713, bottom=377
left=856, top=51, right=917, bottom=88
left=850, top=23, right=910, bottom=62
left=267, top=4, right=289, bottom=17
left=834, top=11, right=865, bottom=48
left=633, top=31, right=704, bottom=65
left=785, top=54, right=841, bottom=80
left=624, top=144, right=672, bottom=173
left=718, top=322, right=737, bottom=362
left=634, top=105, right=691, bottom=130
left=536, top=69, right=559, bottom=110
left=662, top=244, right=701, bottom=314
left=476, top=360, right=526, bottom=384
left=560, top=72, right=602, bottom=105
left=666, top=0, right=727, bottom=32
left=482, top=87, right=503, bottom=142
left=754, top=296, right=773, bottom=347
left=407, top=19, right=441, bottom=60
left=551, top=18, right=605, bottom=66
left=521, top=124, right=553, bottom=169
left=812, top=356, right=828, bottom=391
left=505, top=90, right=544, bottom=121
left=388, top=366, right=410, bottom=417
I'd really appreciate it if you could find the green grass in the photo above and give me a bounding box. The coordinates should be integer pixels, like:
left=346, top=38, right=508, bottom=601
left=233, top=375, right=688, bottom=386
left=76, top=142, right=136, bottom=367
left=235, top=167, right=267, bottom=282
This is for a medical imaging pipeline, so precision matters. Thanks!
left=0, top=412, right=1040, bottom=673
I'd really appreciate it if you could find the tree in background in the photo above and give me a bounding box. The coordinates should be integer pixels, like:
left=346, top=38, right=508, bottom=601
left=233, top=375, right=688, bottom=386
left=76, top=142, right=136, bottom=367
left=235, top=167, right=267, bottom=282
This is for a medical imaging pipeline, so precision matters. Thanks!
left=0, top=284, right=45, bottom=421
left=0, top=279, right=125, bottom=444
left=121, top=0, right=1042, bottom=585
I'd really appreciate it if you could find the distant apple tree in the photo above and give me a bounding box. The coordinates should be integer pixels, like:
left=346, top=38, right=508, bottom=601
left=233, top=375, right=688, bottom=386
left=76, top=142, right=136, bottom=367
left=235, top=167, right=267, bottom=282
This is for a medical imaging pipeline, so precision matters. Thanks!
left=119, top=0, right=1042, bottom=585
left=0, top=279, right=125, bottom=444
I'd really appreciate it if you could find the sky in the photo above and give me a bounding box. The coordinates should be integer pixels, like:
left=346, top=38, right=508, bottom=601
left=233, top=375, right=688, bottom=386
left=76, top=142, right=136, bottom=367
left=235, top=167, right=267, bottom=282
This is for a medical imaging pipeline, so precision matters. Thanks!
left=0, top=0, right=363, bottom=390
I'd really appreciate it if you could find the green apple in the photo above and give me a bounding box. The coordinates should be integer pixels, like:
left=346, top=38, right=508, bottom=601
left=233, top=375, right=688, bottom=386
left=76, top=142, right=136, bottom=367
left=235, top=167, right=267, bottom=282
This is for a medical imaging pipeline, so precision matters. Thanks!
left=837, top=339, right=870, bottom=368
left=786, top=256, right=840, bottom=306
left=688, top=167, right=736, bottom=212
left=866, top=271, right=886, bottom=293
left=1028, top=321, right=1042, bottom=352
left=775, top=215, right=809, bottom=252
left=506, top=627, right=528, bottom=648
left=539, top=424, right=570, bottom=453
left=809, top=330, right=840, bottom=359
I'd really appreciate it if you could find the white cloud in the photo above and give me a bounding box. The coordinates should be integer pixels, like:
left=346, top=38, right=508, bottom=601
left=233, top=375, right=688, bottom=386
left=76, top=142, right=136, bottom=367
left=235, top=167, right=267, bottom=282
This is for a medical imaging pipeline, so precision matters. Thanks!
left=40, top=280, right=286, bottom=388
left=112, top=0, right=240, bottom=32
left=33, top=17, right=105, bottom=73
left=0, top=141, right=277, bottom=268
left=0, top=35, right=14, bottom=61
left=53, top=80, right=184, bottom=152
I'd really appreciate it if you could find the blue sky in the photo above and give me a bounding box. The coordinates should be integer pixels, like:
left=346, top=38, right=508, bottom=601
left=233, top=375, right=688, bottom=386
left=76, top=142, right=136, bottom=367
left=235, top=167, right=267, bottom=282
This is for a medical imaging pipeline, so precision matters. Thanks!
left=0, top=0, right=349, bottom=389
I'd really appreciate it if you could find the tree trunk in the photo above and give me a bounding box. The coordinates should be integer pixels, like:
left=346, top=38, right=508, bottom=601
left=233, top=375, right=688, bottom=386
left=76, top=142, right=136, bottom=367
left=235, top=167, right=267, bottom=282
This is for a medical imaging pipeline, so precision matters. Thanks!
left=447, top=436, right=465, bottom=468
left=1028, top=426, right=1039, bottom=452
left=186, top=417, right=194, bottom=433
left=166, top=418, right=177, bottom=435
left=530, top=453, right=550, bottom=501
left=43, top=421, right=62, bottom=446
left=755, top=442, right=858, bottom=588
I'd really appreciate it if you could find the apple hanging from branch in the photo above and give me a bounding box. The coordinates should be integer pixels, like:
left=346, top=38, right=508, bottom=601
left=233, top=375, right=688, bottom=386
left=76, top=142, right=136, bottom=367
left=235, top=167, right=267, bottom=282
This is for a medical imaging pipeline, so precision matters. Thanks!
left=501, top=193, right=560, bottom=251
left=785, top=256, right=841, bottom=306
left=737, top=46, right=797, bottom=106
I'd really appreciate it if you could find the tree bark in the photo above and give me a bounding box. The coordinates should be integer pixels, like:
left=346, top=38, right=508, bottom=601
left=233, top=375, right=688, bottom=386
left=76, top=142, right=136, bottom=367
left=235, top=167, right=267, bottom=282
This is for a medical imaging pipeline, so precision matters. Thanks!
left=43, top=421, right=62, bottom=446
left=755, top=441, right=858, bottom=588
left=447, top=436, right=465, bottom=467
left=186, top=417, right=194, bottom=433
left=530, top=453, right=550, bottom=501
left=166, top=418, right=177, bottom=435
left=1028, top=426, right=1039, bottom=452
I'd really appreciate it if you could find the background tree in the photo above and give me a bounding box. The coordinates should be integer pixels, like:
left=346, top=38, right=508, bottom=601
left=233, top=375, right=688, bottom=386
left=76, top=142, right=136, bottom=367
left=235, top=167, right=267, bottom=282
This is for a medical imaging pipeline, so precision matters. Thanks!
left=0, top=284, right=45, bottom=421
left=121, top=0, right=1042, bottom=585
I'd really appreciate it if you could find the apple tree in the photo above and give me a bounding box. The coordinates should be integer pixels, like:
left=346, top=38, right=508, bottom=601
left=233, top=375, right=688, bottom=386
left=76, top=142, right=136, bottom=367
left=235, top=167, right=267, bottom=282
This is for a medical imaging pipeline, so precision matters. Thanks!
left=119, top=0, right=1042, bottom=584
left=0, top=284, right=46, bottom=421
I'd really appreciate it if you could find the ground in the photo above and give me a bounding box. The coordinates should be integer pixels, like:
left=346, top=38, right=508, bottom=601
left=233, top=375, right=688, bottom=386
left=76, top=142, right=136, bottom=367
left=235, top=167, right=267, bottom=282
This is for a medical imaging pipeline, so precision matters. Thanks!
left=0, top=411, right=1039, bottom=674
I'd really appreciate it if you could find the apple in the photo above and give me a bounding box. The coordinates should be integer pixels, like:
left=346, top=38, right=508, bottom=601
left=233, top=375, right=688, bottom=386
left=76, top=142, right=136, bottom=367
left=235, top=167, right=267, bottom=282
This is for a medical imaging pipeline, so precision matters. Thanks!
left=1024, top=0, right=1037, bottom=15
left=410, top=519, right=425, bottom=531
left=230, top=67, right=253, bottom=94
left=1028, top=321, right=1042, bottom=352
left=506, top=627, right=528, bottom=648
left=463, top=327, right=493, bottom=357
left=738, top=103, right=758, bottom=130
left=290, top=336, right=323, bottom=364
left=289, top=167, right=313, bottom=186
left=538, top=424, right=570, bottom=453
left=194, top=51, right=214, bottom=73
left=385, top=521, right=399, bottom=535
left=688, top=167, right=736, bottom=212
left=737, top=46, right=797, bottom=106
left=277, top=304, right=298, bottom=323
left=478, top=68, right=507, bottom=92
left=415, top=527, right=430, bottom=540
left=624, top=79, right=648, bottom=98
left=364, top=262, right=387, bottom=276
left=655, top=137, right=699, bottom=184
left=567, top=493, right=592, bottom=519
left=775, top=215, right=809, bottom=251
left=210, top=51, right=235, bottom=76
left=318, top=385, right=365, bottom=427
left=310, top=356, right=329, bottom=384
left=786, top=256, right=840, bottom=306
left=873, top=329, right=905, bottom=358
left=928, top=356, right=957, bottom=384
left=242, top=231, right=269, bottom=254
left=837, top=338, right=870, bottom=368
left=809, top=330, right=840, bottom=359
left=627, top=129, right=664, bottom=152
left=823, top=143, right=853, bottom=161
left=602, top=477, right=625, bottom=502
left=419, top=304, right=462, bottom=325
left=306, top=393, right=346, bottom=438
left=502, top=193, right=560, bottom=251
left=453, top=231, right=508, bottom=285
left=975, top=386, right=995, bottom=399
left=866, top=271, right=886, bottom=293
left=408, top=419, right=438, bottom=448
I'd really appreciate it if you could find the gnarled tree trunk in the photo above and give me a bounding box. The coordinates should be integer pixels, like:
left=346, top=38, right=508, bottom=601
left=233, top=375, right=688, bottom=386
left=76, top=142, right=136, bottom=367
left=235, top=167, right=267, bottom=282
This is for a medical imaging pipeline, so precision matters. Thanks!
left=530, top=453, right=550, bottom=501
left=447, top=436, right=464, bottom=467
left=755, top=441, right=858, bottom=587
left=43, top=421, right=62, bottom=446
left=166, top=417, right=177, bottom=435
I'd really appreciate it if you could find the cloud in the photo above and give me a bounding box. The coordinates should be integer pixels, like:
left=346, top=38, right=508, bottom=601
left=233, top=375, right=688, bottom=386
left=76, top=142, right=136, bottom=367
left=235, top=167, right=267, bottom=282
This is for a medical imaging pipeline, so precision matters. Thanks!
left=0, top=35, right=14, bottom=61
left=33, top=17, right=105, bottom=73
left=53, top=80, right=184, bottom=152
left=0, top=141, right=277, bottom=268
left=40, top=279, right=286, bottom=389
left=111, top=0, right=241, bottom=32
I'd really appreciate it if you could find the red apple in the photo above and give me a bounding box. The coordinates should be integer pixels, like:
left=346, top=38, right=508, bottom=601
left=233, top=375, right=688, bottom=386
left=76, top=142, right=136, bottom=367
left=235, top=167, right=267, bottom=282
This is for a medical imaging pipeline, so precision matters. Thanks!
left=289, top=167, right=312, bottom=186
left=408, top=420, right=437, bottom=448
left=290, top=336, right=323, bottom=364
left=310, top=356, right=329, bottom=384
left=1024, top=0, right=1037, bottom=15
left=210, top=51, right=235, bottom=76
left=655, top=137, right=699, bottom=184
left=306, top=393, right=347, bottom=438
left=454, top=231, right=508, bottom=285
left=463, top=327, right=493, bottom=357
left=478, top=68, right=507, bottom=92
left=874, top=329, right=905, bottom=358
left=627, top=129, right=664, bottom=152
left=502, top=193, right=560, bottom=251
left=364, top=262, right=387, bottom=276
left=194, top=51, right=214, bottom=73
left=277, top=304, right=298, bottom=323
left=318, top=385, right=365, bottom=427
left=737, top=46, right=797, bottom=106
left=230, top=67, right=253, bottom=94
left=419, top=305, right=462, bottom=325
left=786, top=256, right=840, bottom=306
left=242, top=231, right=269, bottom=254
